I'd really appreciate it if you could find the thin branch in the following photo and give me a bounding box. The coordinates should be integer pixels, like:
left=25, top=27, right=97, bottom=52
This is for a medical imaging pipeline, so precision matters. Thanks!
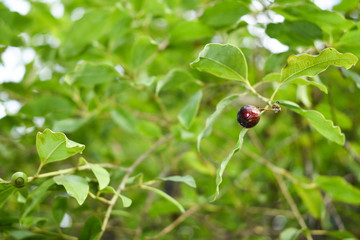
left=274, top=174, right=313, bottom=240
left=145, top=205, right=200, bottom=240
left=98, top=134, right=173, bottom=239
left=88, top=191, right=111, bottom=205
left=27, top=163, right=127, bottom=182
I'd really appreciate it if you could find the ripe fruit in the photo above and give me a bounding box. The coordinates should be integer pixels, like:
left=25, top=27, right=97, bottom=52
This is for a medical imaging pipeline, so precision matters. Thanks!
left=237, top=105, right=260, bottom=128
left=11, top=172, right=28, bottom=188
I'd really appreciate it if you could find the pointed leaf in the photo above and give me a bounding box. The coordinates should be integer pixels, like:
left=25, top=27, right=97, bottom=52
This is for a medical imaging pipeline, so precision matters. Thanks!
left=191, top=43, right=248, bottom=82
left=118, top=193, right=132, bottom=208
left=280, top=48, right=358, bottom=82
left=315, top=176, right=360, bottom=205
left=278, top=101, right=345, bottom=145
left=0, top=184, right=16, bottom=208
left=131, top=36, right=158, bottom=68
left=178, top=90, right=203, bottom=129
left=142, top=185, right=185, bottom=213
left=158, top=175, right=196, bottom=188
left=212, top=128, right=248, bottom=201
left=36, top=129, right=85, bottom=165
left=198, top=94, right=240, bottom=151
left=88, top=163, right=110, bottom=190
left=78, top=215, right=102, bottom=240
left=54, top=175, right=89, bottom=205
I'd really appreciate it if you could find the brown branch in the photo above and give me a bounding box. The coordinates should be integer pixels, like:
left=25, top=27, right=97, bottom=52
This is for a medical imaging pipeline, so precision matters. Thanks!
left=145, top=205, right=201, bottom=240
left=98, top=134, right=173, bottom=239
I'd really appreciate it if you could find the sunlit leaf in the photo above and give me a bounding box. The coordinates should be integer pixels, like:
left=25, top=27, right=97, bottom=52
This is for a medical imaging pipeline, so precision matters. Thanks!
left=212, top=128, right=248, bottom=201
left=54, top=175, right=89, bottom=205
left=88, top=163, right=110, bottom=190
left=191, top=43, right=248, bottom=82
left=315, top=175, right=360, bottom=205
left=280, top=228, right=302, bottom=240
left=170, top=21, right=214, bottom=43
left=278, top=101, right=345, bottom=145
left=280, top=48, right=357, bottom=83
left=36, top=129, right=85, bottom=165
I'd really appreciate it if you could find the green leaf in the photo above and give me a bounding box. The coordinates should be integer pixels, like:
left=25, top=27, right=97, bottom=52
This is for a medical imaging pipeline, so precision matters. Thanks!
left=118, top=193, right=132, bottom=208
left=342, top=69, right=360, bottom=88
left=136, top=120, right=162, bottom=138
left=21, top=179, right=55, bottom=219
left=327, top=230, right=357, bottom=240
left=131, top=36, right=158, bottom=68
left=337, top=29, right=360, bottom=59
left=280, top=228, right=302, bottom=240
left=272, top=2, right=354, bottom=33
left=191, top=43, right=248, bottom=82
left=197, top=94, right=240, bottom=151
left=315, top=176, right=360, bottom=205
left=293, top=182, right=325, bottom=219
left=20, top=96, right=76, bottom=119
left=212, top=128, right=248, bottom=201
left=263, top=73, right=327, bottom=93
left=99, top=186, right=132, bottom=208
left=53, top=118, right=88, bottom=133
left=280, top=48, right=358, bottom=83
left=333, top=0, right=360, bottom=12
left=78, top=215, right=102, bottom=240
left=158, top=175, right=196, bottom=188
left=52, top=197, right=68, bottom=225
left=156, top=69, right=200, bottom=95
left=110, top=108, right=137, bottom=133
left=60, top=9, right=110, bottom=58
left=200, top=1, right=249, bottom=29
left=170, top=21, right=214, bottom=43
left=0, top=184, right=16, bottom=208
left=88, top=163, right=110, bottom=190
left=178, top=90, right=203, bottom=129
left=36, top=129, right=85, bottom=165
left=266, top=20, right=322, bottom=47
left=278, top=100, right=345, bottom=145
left=64, top=62, right=118, bottom=86
left=54, top=175, right=89, bottom=205
left=142, top=185, right=185, bottom=213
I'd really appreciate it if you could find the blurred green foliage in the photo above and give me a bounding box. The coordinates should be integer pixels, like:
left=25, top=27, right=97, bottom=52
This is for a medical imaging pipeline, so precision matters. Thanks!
left=0, top=0, right=360, bottom=239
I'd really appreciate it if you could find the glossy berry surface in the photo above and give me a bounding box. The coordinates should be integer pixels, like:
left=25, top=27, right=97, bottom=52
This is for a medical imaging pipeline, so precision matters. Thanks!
left=237, top=105, right=260, bottom=128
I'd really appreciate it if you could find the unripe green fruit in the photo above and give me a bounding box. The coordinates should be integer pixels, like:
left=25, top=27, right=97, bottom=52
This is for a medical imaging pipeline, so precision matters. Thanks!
left=11, top=172, right=28, bottom=188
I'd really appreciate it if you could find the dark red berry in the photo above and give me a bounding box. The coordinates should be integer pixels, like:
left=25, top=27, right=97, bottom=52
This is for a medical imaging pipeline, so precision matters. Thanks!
left=237, top=105, right=260, bottom=128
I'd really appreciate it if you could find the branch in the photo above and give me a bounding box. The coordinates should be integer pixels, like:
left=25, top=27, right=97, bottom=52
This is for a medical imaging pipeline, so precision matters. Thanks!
left=145, top=205, right=200, bottom=240
left=98, top=134, right=173, bottom=239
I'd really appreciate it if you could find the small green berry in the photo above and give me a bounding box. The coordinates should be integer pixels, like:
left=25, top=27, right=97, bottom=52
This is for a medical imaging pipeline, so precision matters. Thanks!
left=11, top=172, right=28, bottom=188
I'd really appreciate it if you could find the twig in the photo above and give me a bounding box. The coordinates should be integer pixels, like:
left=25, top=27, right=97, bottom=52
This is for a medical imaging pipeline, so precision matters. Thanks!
left=28, top=163, right=128, bottom=182
left=145, top=205, right=200, bottom=240
left=274, top=174, right=313, bottom=240
left=98, top=134, right=173, bottom=239
left=324, top=195, right=345, bottom=230
left=88, top=191, right=111, bottom=205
